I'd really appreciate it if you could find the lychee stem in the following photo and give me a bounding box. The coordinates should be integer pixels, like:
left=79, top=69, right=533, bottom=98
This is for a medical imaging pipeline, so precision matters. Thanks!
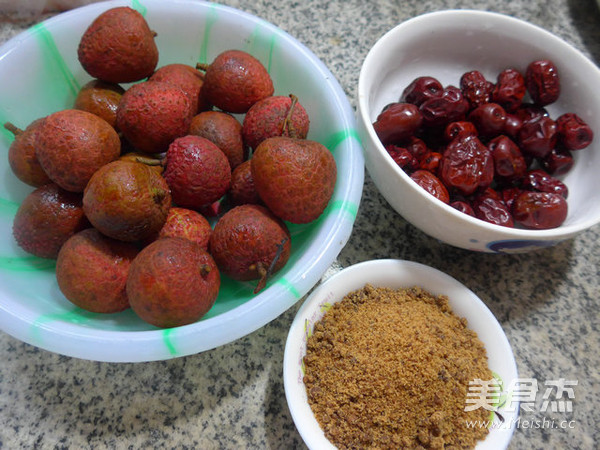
left=196, top=63, right=210, bottom=72
left=3, top=122, right=22, bottom=137
left=253, top=237, right=289, bottom=294
left=281, top=94, right=299, bottom=138
left=199, top=264, right=212, bottom=278
left=129, top=155, right=163, bottom=166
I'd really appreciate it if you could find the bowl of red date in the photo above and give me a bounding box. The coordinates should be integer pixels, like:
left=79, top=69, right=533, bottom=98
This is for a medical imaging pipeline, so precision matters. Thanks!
left=357, top=9, right=600, bottom=253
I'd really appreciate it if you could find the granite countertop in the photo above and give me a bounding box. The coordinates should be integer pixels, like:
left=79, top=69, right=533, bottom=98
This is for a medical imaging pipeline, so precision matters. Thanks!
left=1, top=0, right=599, bottom=449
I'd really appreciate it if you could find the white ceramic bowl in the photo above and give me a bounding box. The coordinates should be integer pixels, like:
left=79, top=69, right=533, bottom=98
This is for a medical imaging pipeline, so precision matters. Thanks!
left=357, top=10, right=600, bottom=253
left=0, top=0, right=364, bottom=362
left=284, top=259, right=519, bottom=450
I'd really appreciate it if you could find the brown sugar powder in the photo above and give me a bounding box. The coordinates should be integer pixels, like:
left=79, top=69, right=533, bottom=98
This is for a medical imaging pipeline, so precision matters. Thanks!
left=303, top=284, right=493, bottom=449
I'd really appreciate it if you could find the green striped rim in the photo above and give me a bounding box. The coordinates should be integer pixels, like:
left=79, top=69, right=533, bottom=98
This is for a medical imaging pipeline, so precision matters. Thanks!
left=31, top=22, right=80, bottom=98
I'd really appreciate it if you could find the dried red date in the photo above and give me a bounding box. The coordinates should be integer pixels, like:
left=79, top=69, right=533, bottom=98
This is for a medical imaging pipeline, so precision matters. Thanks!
left=517, top=115, right=557, bottom=158
left=522, top=169, right=569, bottom=198
left=419, top=151, right=442, bottom=172
left=404, top=136, right=429, bottom=161
left=471, top=190, right=514, bottom=227
left=420, top=85, right=469, bottom=128
left=525, top=59, right=560, bottom=106
left=514, top=103, right=549, bottom=124
left=556, top=113, right=594, bottom=150
left=541, top=147, right=574, bottom=176
left=492, top=68, right=526, bottom=112
left=385, top=144, right=419, bottom=171
left=373, top=102, right=423, bottom=146
left=468, top=102, right=507, bottom=138
left=504, top=113, right=523, bottom=140
left=500, top=187, right=523, bottom=211
left=450, top=200, right=476, bottom=217
left=512, top=191, right=567, bottom=229
left=488, top=135, right=527, bottom=180
left=401, top=76, right=444, bottom=106
left=438, top=134, right=494, bottom=195
left=444, top=121, right=478, bottom=142
left=410, top=169, right=450, bottom=204
left=460, top=70, right=494, bottom=109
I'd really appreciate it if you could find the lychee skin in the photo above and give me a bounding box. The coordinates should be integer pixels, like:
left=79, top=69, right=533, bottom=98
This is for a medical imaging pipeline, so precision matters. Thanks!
left=230, top=160, right=262, bottom=206
left=83, top=160, right=172, bottom=242
left=74, top=80, right=125, bottom=129
left=202, top=50, right=274, bottom=114
left=155, top=207, right=212, bottom=250
left=12, top=183, right=89, bottom=259
left=209, top=204, right=291, bottom=282
left=35, top=109, right=121, bottom=193
left=77, top=6, right=158, bottom=83
left=7, top=118, right=51, bottom=187
left=189, top=111, right=245, bottom=169
left=127, top=237, right=220, bottom=328
left=150, top=63, right=210, bottom=115
left=251, top=137, right=337, bottom=224
left=163, top=135, right=232, bottom=210
left=56, top=228, right=139, bottom=313
left=242, top=95, right=310, bottom=150
left=116, top=81, right=194, bottom=154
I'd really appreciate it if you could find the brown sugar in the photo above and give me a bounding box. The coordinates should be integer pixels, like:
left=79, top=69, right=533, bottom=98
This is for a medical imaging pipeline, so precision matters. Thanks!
left=303, top=284, right=494, bottom=449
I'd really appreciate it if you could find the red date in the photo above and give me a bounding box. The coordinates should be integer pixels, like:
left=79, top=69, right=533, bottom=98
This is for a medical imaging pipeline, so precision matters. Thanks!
left=410, top=169, right=450, bottom=204
left=373, top=102, right=423, bottom=146
left=488, top=135, right=527, bottom=180
left=438, top=134, right=494, bottom=195
left=517, top=115, right=557, bottom=158
left=492, top=68, right=526, bottom=112
left=401, top=76, right=444, bottom=106
left=525, top=59, right=560, bottom=106
left=460, top=70, right=494, bottom=109
left=468, top=102, right=507, bottom=139
left=522, top=169, right=569, bottom=198
left=541, top=147, right=574, bottom=176
left=420, top=85, right=469, bottom=128
left=556, top=113, right=594, bottom=150
left=471, top=190, right=514, bottom=227
left=512, top=191, right=568, bottom=229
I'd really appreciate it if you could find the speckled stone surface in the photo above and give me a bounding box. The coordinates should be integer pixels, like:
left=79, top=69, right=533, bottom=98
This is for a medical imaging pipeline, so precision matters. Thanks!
left=1, top=1, right=599, bottom=449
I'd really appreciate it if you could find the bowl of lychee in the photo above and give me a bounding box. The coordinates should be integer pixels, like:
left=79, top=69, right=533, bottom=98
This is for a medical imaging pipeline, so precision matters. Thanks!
left=0, top=0, right=364, bottom=362
left=357, top=9, right=600, bottom=253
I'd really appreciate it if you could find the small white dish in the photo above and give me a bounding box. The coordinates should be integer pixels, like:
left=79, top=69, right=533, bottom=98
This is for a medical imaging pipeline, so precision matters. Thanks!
left=284, top=259, right=519, bottom=449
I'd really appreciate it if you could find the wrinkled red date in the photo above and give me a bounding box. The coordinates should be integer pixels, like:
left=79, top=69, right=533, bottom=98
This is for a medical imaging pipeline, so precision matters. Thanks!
left=517, top=115, right=557, bottom=158
left=488, top=135, right=527, bottom=180
left=420, top=85, right=469, bottom=128
left=373, top=102, right=422, bottom=146
left=438, top=134, right=494, bottom=195
left=525, top=59, right=560, bottom=106
left=556, top=113, right=594, bottom=151
left=542, top=147, right=574, bottom=176
left=471, top=190, right=514, bottom=227
left=512, top=191, right=568, bottom=229
left=401, top=76, right=444, bottom=106
left=468, top=103, right=507, bottom=138
left=522, top=169, right=569, bottom=198
left=460, top=70, right=494, bottom=109
left=492, top=68, right=526, bottom=112
left=410, top=169, right=450, bottom=204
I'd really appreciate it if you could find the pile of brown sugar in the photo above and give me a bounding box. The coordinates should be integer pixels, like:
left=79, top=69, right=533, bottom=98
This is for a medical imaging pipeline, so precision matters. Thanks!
left=303, top=284, right=493, bottom=449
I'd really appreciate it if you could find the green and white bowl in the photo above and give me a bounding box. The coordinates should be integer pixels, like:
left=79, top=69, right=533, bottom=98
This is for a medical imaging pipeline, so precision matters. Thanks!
left=0, top=0, right=364, bottom=362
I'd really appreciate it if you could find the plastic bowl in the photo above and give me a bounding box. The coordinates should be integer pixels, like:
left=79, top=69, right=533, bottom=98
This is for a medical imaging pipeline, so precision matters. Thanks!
left=0, top=0, right=364, bottom=362
left=357, top=10, right=600, bottom=253
left=283, top=259, right=519, bottom=449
